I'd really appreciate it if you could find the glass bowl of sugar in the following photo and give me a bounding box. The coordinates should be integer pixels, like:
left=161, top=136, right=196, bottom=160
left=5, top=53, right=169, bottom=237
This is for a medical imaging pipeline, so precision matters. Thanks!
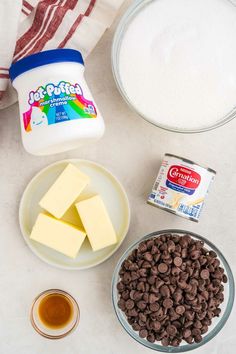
left=112, top=0, right=236, bottom=133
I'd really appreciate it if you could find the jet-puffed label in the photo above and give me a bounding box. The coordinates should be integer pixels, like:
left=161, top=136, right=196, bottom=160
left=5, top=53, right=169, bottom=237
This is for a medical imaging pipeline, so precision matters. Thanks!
left=23, top=81, right=97, bottom=132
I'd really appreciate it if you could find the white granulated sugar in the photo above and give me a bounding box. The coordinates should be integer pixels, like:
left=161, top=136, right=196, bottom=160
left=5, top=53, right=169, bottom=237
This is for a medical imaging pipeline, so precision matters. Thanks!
left=119, top=0, right=236, bottom=130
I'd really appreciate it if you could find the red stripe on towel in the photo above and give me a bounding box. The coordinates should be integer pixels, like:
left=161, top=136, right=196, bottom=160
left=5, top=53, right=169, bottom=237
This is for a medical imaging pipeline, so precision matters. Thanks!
left=23, top=0, right=77, bottom=57
left=14, top=0, right=58, bottom=59
left=58, top=14, right=83, bottom=48
left=58, top=0, right=96, bottom=48
left=22, top=8, right=29, bottom=16
left=85, top=0, right=96, bottom=16
left=15, top=0, right=77, bottom=61
left=23, top=0, right=34, bottom=11
left=0, top=74, right=9, bottom=79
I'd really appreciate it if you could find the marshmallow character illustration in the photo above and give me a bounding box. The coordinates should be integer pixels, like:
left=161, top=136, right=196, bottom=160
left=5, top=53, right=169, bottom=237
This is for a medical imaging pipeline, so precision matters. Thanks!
left=31, top=107, right=48, bottom=129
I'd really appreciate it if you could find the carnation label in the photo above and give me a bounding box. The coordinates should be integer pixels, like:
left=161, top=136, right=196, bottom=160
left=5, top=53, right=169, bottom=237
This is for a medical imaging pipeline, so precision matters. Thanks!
left=147, top=154, right=216, bottom=222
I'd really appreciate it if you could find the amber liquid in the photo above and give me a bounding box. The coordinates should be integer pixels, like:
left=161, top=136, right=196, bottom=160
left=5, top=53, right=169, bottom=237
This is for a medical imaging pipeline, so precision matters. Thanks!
left=38, top=293, right=73, bottom=329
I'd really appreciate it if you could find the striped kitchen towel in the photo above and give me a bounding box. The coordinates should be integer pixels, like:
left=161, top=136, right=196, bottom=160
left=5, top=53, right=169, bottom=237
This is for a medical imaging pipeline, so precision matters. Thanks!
left=0, top=0, right=124, bottom=109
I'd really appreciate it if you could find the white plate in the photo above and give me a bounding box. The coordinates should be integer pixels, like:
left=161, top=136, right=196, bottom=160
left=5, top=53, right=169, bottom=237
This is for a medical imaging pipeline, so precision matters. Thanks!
left=19, top=159, right=130, bottom=270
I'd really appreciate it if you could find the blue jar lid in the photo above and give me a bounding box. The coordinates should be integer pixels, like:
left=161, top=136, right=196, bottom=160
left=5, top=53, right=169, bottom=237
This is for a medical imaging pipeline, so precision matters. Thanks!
left=9, top=49, right=84, bottom=81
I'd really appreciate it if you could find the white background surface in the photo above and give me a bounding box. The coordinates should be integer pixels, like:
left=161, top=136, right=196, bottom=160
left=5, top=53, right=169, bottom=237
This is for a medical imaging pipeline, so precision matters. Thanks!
left=0, top=2, right=235, bottom=353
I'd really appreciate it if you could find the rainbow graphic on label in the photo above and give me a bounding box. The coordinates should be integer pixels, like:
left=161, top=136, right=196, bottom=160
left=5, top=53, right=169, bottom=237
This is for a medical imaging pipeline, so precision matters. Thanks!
left=23, top=81, right=97, bottom=132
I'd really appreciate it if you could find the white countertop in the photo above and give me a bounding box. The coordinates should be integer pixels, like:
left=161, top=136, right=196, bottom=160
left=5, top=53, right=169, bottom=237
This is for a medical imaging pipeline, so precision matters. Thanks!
left=0, top=2, right=235, bottom=353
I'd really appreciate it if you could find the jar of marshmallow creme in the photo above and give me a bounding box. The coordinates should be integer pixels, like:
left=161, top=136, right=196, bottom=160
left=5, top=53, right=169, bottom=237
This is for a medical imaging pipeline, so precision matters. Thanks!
left=10, top=49, right=105, bottom=155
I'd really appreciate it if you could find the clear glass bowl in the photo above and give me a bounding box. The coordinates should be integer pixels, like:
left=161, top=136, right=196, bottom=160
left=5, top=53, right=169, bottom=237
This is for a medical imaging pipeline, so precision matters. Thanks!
left=30, top=289, right=80, bottom=339
left=111, top=0, right=236, bottom=133
left=111, top=230, right=235, bottom=352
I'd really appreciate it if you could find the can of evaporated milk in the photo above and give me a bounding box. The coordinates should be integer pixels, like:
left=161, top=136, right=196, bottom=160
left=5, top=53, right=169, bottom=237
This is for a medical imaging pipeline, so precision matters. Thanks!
left=147, top=153, right=216, bottom=222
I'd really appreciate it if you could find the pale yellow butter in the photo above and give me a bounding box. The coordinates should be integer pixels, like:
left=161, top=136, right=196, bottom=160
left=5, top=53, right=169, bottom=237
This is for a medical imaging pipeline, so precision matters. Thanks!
left=39, top=164, right=90, bottom=219
left=76, top=195, right=117, bottom=251
left=30, top=213, right=86, bottom=258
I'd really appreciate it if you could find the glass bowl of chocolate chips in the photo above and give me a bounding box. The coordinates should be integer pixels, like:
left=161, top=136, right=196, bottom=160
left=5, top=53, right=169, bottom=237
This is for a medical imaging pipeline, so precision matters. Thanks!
left=112, top=230, right=235, bottom=352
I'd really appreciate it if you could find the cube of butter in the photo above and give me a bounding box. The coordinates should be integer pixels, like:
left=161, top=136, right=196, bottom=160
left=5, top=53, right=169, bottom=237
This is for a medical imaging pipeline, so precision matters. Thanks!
left=30, top=213, right=86, bottom=258
left=76, top=195, right=117, bottom=251
left=39, top=164, right=90, bottom=219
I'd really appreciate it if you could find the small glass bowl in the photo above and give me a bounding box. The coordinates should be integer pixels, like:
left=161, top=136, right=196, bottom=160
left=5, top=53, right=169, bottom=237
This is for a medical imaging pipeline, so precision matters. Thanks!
left=30, top=289, right=80, bottom=339
left=111, top=0, right=236, bottom=133
left=111, top=230, right=235, bottom=352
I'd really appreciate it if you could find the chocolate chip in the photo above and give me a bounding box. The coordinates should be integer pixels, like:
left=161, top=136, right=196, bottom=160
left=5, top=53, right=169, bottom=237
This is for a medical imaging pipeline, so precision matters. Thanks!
left=143, top=293, right=149, bottom=302
left=127, top=309, right=138, bottom=317
left=194, top=335, right=202, bottom=343
left=121, top=290, right=130, bottom=300
left=134, top=291, right=143, bottom=301
left=156, top=279, right=165, bottom=288
left=147, top=333, right=156, bottom=343
left=160, top=285, right=170, bottom=298
left=142, top=261, right=152, bottom=269
left=138, top=242, right=147, bottom=253
left=125, top=299, right=135, bottom=310
left=163, top=298, right=173, bottom=309
left=165, top=326, right=176, bottom=337
left=167, top=240, right=175, bottom=252
left=190, top=250, right=201, bottom=260
left=148, top=276, right=156, bottom=285
left=209, top=250, right=217, bottom=258
left=173, top=257, right=182, bottom=267
left=223, top=274, right=228, bottom=283
left=175, top=305, right=185, bottom=315
left=138, top=319, right=146, bottom=327
left=151, top=321, right=161, bottom=331
left=169, top=284, right=176, bottom=294
left=139, top=329, right=148, bottom=338
left=132, top=323, right=141, bottom=331
left=150, top=285, right=159, bottom=294
left=173, top=291, right=182, bottom=303
left=137, top=301, right=147, bottom=310
left=154, top=253, right=161, bottom=263
left=147, top=240, right=155, bottom=249
left=138, top=269, right=147, bottom=278
left=144, top=252, right=153, bottom=262
left=171, top=338, right=180, bottom=347
left=149, top=293, right=159, bottom=304
left=183, top=328, right=191, bottom=338
left=150, top=303, right=160, bottom=312
left=127, top=317, right=135, bottom=325
left=158, top=263, right=168, bottom=273
left=200, top=269, right=210, bottom=280
left=177, top=280, right=187, bottom=290
left=185, top=336, right=194, bottom=344
left=137, top=281, right=145, bottom=292
left=139, top=313, right=147, bottom=322
left=194, top=320, right=202, bottom=329
left=214, top=308, right=221, bottom=317
left=150, top=266, right=158, bottom=276
left=118, top=299, right=126, bottom=311
left=184, top=321, right=193, bottom=328
left=185, top=311, right=195, bottom=321
left=172, top=320, right=181, bottom=329
left=161, top=337, right=170, bottom=346
left=117, top=281, right=125, bottom=291
left=123, top=273, right=131, bottom=284
left=151, top=245, right=159, bottom=255
left=192, top=328, right=201, bottom=337
left=201, top=325, right=208, bottom=334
